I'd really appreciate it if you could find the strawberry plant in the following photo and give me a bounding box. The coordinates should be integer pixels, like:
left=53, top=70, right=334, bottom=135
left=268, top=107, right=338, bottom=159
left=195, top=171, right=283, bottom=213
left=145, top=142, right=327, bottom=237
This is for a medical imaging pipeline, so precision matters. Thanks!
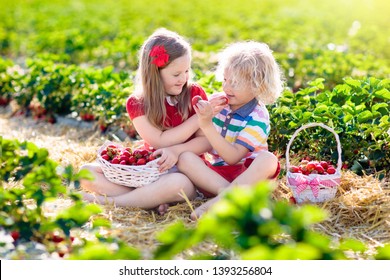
left=0, top=58, right=20, bottom=106
left=268, top=77, right=390, bottom=177
left=153, top=181, right=366, bottom=260
left=0, top=136, right=144, bottom=259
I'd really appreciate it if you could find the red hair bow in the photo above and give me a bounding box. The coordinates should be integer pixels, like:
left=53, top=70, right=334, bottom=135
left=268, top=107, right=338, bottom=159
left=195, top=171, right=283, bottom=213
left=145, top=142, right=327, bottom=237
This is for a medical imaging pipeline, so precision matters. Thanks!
left=150, top=45, right=169, bottom=67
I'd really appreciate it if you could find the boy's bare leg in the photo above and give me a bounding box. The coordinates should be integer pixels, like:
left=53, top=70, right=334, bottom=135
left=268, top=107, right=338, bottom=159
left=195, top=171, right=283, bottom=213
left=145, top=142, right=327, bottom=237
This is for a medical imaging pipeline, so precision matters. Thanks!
left=177, top=151, right=229, bottom=195
left=191, top=151, right=278, bottom=220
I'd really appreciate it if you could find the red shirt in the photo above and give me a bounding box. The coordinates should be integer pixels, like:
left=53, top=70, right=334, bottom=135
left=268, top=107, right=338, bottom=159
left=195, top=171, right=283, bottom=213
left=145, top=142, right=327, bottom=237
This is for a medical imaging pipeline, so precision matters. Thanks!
left=126, top=84, right=207, bottom=126
left=126, top=84, right=207, bottom=148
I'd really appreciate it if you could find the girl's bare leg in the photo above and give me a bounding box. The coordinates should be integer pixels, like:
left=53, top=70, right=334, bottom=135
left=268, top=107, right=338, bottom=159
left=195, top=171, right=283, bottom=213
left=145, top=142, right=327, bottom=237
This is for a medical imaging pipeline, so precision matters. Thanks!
left=79, top=162, right=132, bottom=196
left=82, top=172, right=197, bottom=210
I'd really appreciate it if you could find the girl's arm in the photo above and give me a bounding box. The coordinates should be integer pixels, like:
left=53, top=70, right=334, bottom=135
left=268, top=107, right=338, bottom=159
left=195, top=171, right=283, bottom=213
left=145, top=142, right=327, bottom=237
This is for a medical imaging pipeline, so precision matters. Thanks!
left=153, top=129, right=212, bottom=172
left=132, top=114, right=199, bottom=149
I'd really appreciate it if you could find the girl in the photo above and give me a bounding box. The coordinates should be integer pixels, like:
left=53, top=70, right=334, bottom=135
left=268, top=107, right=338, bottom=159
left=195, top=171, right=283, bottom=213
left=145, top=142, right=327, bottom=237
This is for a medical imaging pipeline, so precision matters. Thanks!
left=177, top=41, right=284, bottom=220
left=80, top=28, right=220, bottom=213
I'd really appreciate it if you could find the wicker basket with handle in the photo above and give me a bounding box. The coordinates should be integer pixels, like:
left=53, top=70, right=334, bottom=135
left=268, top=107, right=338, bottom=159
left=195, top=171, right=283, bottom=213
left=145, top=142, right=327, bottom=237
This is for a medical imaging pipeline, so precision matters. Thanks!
left=286, top=123, right=342, bottom=203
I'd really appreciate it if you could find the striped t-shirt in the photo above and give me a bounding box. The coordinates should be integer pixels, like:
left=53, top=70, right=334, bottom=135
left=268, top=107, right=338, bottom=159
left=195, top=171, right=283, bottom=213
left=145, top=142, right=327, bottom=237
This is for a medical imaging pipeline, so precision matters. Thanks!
left=208, top=98, right=270, bottom=166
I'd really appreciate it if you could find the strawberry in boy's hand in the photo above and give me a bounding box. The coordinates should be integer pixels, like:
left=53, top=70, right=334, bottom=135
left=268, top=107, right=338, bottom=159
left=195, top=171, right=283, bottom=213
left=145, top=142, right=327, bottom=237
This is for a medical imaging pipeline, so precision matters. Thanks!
left=191, top=96, right=203, bottom=107
left=210, top=92, right=229, bottom=106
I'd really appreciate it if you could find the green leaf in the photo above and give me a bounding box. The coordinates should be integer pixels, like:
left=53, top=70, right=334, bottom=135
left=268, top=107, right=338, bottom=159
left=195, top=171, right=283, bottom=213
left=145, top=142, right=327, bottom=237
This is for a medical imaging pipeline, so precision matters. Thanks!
left=339, top=238, right=367, bottom=252
left=357, top=110, right=373, bottom=123
left=373, top=88, right=390, bottom=100
left=375, top=243, right=390, bottom=260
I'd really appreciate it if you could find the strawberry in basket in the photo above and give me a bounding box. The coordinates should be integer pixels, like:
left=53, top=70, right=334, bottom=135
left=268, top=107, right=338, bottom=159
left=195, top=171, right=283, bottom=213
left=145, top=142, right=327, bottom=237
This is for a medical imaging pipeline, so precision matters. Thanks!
left=289, top=158, right=337, bottom=176
left=100, top=145, right=156, bottom=166
left=97, top=141, right=165, bottom=188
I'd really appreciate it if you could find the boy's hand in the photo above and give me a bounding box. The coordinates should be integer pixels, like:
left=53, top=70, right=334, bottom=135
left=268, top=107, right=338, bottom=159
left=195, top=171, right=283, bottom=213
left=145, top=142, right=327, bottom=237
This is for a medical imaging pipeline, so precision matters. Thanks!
left=209, top=92, right=228, bottom=115
left=194, top=100, right=214, bottom=130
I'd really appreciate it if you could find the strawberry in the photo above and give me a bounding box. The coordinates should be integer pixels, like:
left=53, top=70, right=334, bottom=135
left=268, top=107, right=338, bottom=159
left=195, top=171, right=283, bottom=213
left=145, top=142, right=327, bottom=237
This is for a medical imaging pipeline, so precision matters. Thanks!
left=10, top=230, right=20, bottom=241
left=121, top=151, right=131, bottom=158
left=120, top=155, right=129, bottom=163
left=140, top=149, right=149, bottom=157
left=119, top=160, right=127, bottom=165
left=111, top=157, right=120, bottom=164
left=128, top=156, right=136, bottom=165
left=327, top=167, right=336, bottom=174
left=319, top=161, right=328, bottom=169
left=306, top=162, right=316, bottom=172
left=289, top=165, right=300, bottom=173
left=101, top=154, right=110, bottom=161
left=136, top=158, right=147, bottom=165
left=191, top=96, right=202, bottom=107
left=52, top=234, right=65, bottom=243
left=132, top=149, right=143, bottom=159
left=289, top=197, right=297, bottom=204
left=315, top=165, right=325, bottom=174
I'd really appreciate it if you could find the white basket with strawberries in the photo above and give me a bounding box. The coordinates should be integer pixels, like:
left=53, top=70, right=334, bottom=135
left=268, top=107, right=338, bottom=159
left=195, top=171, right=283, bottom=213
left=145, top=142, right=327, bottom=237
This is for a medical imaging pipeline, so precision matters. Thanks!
left=286, top=123, right=342, bottom=203
left=96, top=141, right=166, bottom=188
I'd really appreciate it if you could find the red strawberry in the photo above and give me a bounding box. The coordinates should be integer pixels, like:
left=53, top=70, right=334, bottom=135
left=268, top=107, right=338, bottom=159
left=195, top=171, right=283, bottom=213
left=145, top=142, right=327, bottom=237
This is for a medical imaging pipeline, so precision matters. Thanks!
left=10, top=230, right=20, bottom=241
left=132, top=149, right=143, bottom=159
left=306, top=162, right=316, bottom=172
left=101, top=154, right=110, bottom=161
left=119, top=160, right=127, bottom=165
left=315, top=165, right=325, bottom=174
left=289, top=165, right=300, bottom=173
left=319, top=161, right=328, bottom=169
left=191, top=96, right=202, bottom=107
left=128, top=156, right=136, bottom=165
left=136, top=158, right=147, bottom=165
left=120, top=155, right=129, bottom=163
left=111, top=157, right=120, bottom=164
left=327, top=167, right=336, bottom=174
left=52, top=234, right=65, bottom=243
left=121, top=151, right=131, bottom=158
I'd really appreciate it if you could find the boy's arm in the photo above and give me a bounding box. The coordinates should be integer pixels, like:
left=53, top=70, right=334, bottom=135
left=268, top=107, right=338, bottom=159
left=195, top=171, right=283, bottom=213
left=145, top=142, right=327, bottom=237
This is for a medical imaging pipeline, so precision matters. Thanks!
left=200, top=124, right=249, bottom=165
left=195, top=101, right=249, bottom=165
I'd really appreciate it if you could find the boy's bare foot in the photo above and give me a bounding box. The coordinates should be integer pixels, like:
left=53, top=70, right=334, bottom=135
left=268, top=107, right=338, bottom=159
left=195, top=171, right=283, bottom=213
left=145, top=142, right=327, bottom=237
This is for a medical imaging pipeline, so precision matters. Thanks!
left=190, top=196, right=220, bottom=220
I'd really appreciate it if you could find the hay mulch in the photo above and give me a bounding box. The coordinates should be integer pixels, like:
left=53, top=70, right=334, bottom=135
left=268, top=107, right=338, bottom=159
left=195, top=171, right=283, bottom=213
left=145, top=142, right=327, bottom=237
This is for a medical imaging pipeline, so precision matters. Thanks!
left=1, top=109, right=389, bottom=258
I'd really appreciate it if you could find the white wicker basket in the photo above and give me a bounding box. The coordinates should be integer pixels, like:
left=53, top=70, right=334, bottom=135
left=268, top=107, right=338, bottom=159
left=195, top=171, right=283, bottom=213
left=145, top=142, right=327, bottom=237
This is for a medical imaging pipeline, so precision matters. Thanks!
left=286, top=123, right=342, bottom=203
left=96, top=141, right=167, bottom=188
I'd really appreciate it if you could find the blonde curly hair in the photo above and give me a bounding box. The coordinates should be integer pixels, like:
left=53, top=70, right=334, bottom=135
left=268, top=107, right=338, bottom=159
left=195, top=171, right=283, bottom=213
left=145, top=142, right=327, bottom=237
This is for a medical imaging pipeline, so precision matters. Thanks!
left=216, top=41, right=284, bottom=105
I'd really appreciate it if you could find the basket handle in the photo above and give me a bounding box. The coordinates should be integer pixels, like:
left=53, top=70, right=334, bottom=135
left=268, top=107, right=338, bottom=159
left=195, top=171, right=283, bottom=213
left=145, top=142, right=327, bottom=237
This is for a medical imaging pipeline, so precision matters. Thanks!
left=285, top=123, right=342, bottom=173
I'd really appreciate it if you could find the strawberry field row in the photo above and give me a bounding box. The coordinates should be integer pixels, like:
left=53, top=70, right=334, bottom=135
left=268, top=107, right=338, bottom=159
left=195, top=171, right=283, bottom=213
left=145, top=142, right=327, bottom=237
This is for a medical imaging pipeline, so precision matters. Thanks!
left=1, top=55, right=389, bottom=176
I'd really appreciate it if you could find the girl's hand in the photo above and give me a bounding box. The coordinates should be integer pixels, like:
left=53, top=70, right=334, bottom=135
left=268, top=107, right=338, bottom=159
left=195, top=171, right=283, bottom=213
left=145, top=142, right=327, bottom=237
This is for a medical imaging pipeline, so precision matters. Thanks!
left=152, top=147, right=179, bottom=173
left=193, top=100, right=214, bottom=129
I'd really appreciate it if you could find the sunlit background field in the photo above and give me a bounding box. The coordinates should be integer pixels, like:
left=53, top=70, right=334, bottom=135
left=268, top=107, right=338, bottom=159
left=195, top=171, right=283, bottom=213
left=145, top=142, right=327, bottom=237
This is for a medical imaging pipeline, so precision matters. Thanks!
left=1, top=0, right=389, bottom=86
